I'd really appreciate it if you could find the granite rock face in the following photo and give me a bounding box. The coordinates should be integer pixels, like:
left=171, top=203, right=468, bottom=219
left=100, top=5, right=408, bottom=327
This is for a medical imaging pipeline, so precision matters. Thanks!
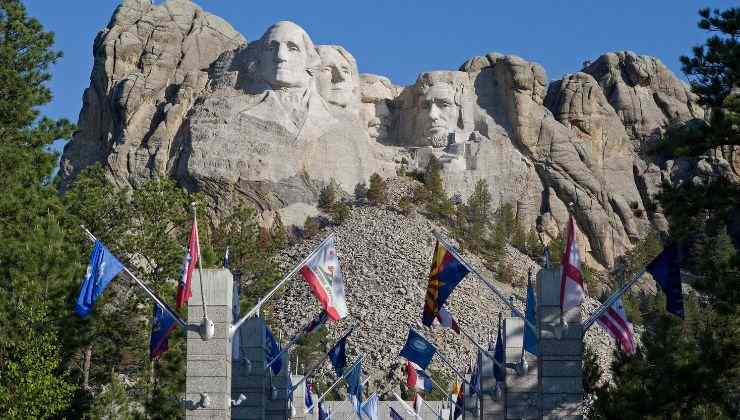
left=61, top=0, right=726, bottom=267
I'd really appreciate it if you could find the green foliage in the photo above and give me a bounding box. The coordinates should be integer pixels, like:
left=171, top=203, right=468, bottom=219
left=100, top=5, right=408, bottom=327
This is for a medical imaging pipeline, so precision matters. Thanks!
left=367, top=173, right=387, bottom=206
left=331, top=201, right=351, bottom=225
left=398, top=195, right=414, bottom=216
left=88, top=371, right=137, bottom=420
left=318, top=179, right=338, bottom=211
left=354, top=182, right=368, bottom=204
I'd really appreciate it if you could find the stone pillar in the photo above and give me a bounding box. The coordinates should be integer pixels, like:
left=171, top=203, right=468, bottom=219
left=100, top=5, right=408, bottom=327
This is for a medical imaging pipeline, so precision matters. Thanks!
left=231, top=316, right=290, bottom=419
left=503, top=318, right=538, bottom=419
left=186, top=269, right=233, bottom=420
left=537, top=268, right=583, bottom=419
left=479, top=347, right=504, bottom=419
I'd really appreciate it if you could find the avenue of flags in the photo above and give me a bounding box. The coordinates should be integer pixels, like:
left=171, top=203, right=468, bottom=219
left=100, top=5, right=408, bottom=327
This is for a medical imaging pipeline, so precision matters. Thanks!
left=73, top=202, right=692, bottom=414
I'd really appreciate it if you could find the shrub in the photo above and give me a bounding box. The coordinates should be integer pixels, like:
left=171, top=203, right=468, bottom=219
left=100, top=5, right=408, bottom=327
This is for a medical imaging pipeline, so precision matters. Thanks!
left=318, top=179, right=338, bottom=210
left=331, top=202, right=351, bottom=225
left=367, top=173, right=387, bottom=206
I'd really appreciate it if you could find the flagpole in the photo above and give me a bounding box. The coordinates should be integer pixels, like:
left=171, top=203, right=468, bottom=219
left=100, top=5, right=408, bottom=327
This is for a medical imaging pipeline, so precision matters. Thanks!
left=419, top=395, right=443, bottom=419
left=230, top=233, right=336, bottom=338
left=582, top=268, right=647, bottom=330
left=431, top=230, right=537, bottom=333
left=304, top=356, right=363, bottom=414
left=339, top=376, right=373, bottom=420
left=265, top=319, right=322, bottom=371
left=190, top=203, right=215, bottom=341
left=410, top=327, right=469, bottom=384
left=79, top=226, right=187, bottom=328
left=456, top=323, right=505, bottom=371
left=292, top=324, right=356, bottom=392
left=392, top=392, right=424, bottom=420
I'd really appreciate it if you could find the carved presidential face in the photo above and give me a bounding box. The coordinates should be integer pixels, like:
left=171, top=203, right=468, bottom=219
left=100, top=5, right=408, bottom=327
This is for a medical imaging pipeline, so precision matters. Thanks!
left=259, top=22, right=312, bottom=88
left=416, top=83, right=459, bottom=147
left=316, top=46, right=358, bottom=108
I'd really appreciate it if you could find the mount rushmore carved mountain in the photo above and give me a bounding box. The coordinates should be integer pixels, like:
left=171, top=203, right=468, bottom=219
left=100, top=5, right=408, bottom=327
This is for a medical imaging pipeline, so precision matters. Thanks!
left=60, top=0, right=738, bottom=269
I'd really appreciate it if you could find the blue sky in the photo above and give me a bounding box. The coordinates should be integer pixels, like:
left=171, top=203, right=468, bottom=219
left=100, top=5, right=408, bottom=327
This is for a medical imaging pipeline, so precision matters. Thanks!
left=25, top=0, right=734, bottom=131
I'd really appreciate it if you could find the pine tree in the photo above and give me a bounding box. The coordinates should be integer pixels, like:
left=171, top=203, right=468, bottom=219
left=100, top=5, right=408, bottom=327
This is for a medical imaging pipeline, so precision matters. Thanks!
left=367, top=173, right=387, bottom=205
left=318, top=179, right=338, bottom=210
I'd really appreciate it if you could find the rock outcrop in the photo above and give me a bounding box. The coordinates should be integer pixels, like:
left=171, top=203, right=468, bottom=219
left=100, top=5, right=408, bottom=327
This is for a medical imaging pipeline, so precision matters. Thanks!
left=61, top=0, right=727, bottom=268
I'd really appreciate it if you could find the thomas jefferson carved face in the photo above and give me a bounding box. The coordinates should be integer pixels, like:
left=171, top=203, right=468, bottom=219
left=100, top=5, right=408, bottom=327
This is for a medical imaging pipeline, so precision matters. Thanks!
left=417, top=83, right=459, bottom=147
left=258, top=22, right=316, bottom=89
left=316, top=46, right=359, bottom=108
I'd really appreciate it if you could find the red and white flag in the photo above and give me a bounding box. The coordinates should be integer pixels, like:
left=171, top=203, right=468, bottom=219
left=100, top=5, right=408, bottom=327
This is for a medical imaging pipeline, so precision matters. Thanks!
left=596, top=298, right=636, bottom=354
left=560, top=216, right=585, bottom=313
left=299, top=236, right=348, bottom=321
left=412, top=393, right=423, bottom=414
left=434, top=306, right=460, bottom=334
left=406, top=361, right=433, bottom=392
left=176, top=219, right=199, bottom=309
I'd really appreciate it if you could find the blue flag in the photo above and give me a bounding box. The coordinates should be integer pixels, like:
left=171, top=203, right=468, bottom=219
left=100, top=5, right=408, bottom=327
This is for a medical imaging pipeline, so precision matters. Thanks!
left=75, top=241, right=124, bottom=317
left=305, top=379, right=314, bottom=414
left=149, top=303, right=177, bottom=359
left=318, top=401, right=330, bottom=420
left=399, top=329, right=436, bottom=370
left=389, top=406, right=403, bottom=420
left=328, top=334, right=348, bottom=377
left=494, top=322, right=505, bottom=382
left=523, top=280, right=538, bottom=355
left=361, top=393, right=379, bottom=420
left=470, top=361, right=481, bottom=395
left=646, top=246, right=684, bottom=318
left=223, top=246, right=230, bottom=268
left=265, top=326, right=282, bottom=375
left=346, top=360, right=363, bottom=415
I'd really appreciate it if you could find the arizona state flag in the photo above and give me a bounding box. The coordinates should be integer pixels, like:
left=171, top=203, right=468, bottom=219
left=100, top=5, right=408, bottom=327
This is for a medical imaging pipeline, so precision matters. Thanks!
left=422, top=241, right=470, bottom=326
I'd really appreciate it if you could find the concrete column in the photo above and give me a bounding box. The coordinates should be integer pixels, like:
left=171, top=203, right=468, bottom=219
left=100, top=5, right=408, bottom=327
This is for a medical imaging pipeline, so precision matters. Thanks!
left=537, top=268, right=583, bottom=420
left=186, top=269, right=233, bottom=420
left=504, top=318, right=539, bottom=419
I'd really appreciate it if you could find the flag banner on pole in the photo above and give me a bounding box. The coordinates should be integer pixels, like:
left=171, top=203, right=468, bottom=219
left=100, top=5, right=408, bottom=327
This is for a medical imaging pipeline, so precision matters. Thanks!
left=346, top=360, right=363, bottom=414
left=422, top=241, right=470, bottom=326
left=223, top=246, right=230, bottom=268
left=453, top=383, right=464, bottom=419
left=305, top=379, right=314, bottom=414
left=646, top=246, right=684, bottom=318
left=318, top=400, right=329, bottom=420
left=299, top=236, right=348, bottom=321
left=389, top=406, right=403, bottom=420
left=596, top=297, right=637, bottom=354
left=149, top=303, right=177, bottom=359
left=406, top=361, right=433, bottom=392
left=176, top=219, right=199, bottom=309
left=400, top=329, right=436, bottom=370
left=494, top=322, right=505, bottom=383
left=470, top=361, right=481, bottom=395
left=302, top=311, right=329, bottom=335
left=560, top=216, right=585, bottom=312
left=265, top=326, right=282, bottom=375
left=361, top=393, right=379, bottom=420
left=523, top=280, right=538, bottom=355
left=75, top=240, right=124, bottom=317
left=413, top=394, right=423, bottom=414
left=328, top=333, right=348, bottom=377
left=434, top=306, right=461, bottom=334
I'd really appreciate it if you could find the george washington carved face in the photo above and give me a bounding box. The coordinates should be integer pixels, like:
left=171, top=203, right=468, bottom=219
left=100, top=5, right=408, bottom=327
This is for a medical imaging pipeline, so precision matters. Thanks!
left=256, top=21, right=319, bottom=89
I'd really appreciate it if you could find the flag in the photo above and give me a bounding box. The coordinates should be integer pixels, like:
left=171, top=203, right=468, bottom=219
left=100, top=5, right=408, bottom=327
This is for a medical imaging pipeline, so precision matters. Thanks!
left=361, top=393, right=379, bottom=420
left=596, top=297, right=637, bottom=354
left=318, top=400, right=330, bottom=420
left=305, top=379, right=314, bottom=414
left=494, top=321, right=505, bottom=383
left=302, top=311, right=329, bottom=335
left=422, top=241, right=470, bottom=326
left=300, top=236, right=348, bottom=321
left=646, top=246, right=684, bottom=318
left=346, top=360, right=363, bottom=414
left=176, top=219, right=199, bottom=309
left=470, top=361, right=480, bottom=396
left=223, top=246, right=230, bottom=268
left=412, top=394, right=423, bottom=414
left=389, top=406, right=403, bottom=420
left=232, top=280, right=241, bottom=361
left=75, top=241, right=124, bottom=317
left=406, top=361, right=433, bottom=392
left=265, top=326, right=282, bottom=375
left=400, top=329, right=436, bottom=370
left=328, top=334, right=348, bottom=377
left=149, top=303, right=177, bottom=359
left=523, top=278, right=538, bottom=355
left=453, top=383, right=464, bottom=419
left=560, top=216, right=585, bottom=312
left=434, top=306, right=460, bottom=334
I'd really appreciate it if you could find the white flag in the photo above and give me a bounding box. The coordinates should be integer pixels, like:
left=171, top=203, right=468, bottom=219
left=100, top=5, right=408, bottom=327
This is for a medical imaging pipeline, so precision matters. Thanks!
left=560, top=216, right=585, bottom=312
